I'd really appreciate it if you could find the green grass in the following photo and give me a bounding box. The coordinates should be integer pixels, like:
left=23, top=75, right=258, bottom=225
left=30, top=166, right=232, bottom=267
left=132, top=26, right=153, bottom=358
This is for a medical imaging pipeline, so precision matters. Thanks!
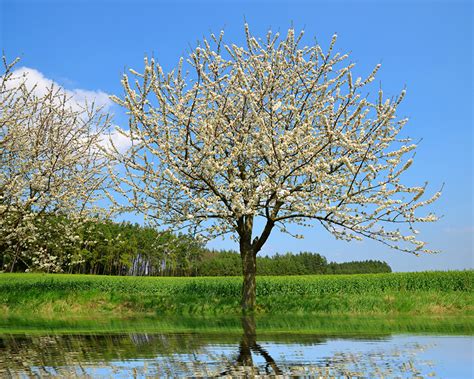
left=0, top=271, right=472, bottom=318
left=1, top=314, right=472, bottom=335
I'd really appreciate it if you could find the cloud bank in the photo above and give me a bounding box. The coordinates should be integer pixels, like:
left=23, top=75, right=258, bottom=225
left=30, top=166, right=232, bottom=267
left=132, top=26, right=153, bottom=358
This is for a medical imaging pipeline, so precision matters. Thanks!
left=7, top=66, right=113, bottom=111
left=100, top=127, right=133, bottom=153
left=7, top=66, right=132, bottom=152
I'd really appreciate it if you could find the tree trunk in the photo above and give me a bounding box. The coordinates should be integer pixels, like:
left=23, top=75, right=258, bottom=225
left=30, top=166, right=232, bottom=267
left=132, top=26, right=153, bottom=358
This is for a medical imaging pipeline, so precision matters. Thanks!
left=238, top=214, right=275, bottom=313
left=9, top=245, right=21, bottom=273
left=241, top=243, right=257, bottom=312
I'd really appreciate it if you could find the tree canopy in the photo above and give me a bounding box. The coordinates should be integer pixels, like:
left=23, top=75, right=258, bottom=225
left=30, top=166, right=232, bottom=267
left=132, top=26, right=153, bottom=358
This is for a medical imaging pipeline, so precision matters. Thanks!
left=109, top=25, right=440, bottom=310
left=110, top=25, right=440, bottom=255
left=0, top=57, right=110, bottom=272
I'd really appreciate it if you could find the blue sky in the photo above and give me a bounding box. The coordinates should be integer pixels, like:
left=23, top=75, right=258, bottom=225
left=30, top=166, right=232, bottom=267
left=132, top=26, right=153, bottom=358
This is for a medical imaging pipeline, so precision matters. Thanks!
left=1, top=0, right=472, bottom=271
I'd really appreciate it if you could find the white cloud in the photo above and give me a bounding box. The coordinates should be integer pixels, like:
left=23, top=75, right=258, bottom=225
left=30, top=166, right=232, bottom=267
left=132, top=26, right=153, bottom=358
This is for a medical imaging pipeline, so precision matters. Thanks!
left=100, top=127, right=133, bottom=153
left=7, top=66, right=113, bottom=111
left=6, top=66, right=132, bottom=153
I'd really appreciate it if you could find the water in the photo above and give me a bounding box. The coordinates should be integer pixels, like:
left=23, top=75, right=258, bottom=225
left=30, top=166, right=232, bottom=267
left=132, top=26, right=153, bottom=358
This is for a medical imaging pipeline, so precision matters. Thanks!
left=0, top=317, right=472, bottom=378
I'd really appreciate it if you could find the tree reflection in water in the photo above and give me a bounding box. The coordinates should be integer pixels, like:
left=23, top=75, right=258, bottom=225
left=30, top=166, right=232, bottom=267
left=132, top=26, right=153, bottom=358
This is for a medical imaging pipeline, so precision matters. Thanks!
left=0, top=318, right=452, bottom=377
left=220, top=315, right=283, bottom=376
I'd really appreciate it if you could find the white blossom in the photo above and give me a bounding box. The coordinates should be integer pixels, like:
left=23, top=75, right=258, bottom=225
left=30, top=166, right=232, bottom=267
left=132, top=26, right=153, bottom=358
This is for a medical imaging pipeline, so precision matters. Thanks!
left=0, top=56, right=111, bottom=272
left=108, top=25, right=440, bottom=256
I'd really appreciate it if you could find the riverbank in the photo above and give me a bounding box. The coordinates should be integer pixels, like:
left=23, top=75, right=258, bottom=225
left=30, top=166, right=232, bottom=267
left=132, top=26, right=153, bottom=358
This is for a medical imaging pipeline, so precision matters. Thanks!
left=1, top=314, right=472, bottom=336
left=0, top=271, right=472, bottom=319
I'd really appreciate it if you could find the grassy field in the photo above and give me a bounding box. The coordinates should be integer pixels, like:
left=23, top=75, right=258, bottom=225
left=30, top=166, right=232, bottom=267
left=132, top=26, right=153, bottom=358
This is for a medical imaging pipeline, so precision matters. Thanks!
left=0, top=271, right=472, bottom=319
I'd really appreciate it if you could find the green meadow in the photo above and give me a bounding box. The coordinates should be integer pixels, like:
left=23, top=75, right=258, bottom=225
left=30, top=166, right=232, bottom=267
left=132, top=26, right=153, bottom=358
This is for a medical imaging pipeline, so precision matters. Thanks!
left=1, top=271, right=472, bottom=319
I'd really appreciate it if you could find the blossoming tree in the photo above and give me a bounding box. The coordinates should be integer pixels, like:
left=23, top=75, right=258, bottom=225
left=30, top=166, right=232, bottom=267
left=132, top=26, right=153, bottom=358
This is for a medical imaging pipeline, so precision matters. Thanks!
left=110, top=26, right=440, bottom=311
left=0, top=57, right=110, bottom=272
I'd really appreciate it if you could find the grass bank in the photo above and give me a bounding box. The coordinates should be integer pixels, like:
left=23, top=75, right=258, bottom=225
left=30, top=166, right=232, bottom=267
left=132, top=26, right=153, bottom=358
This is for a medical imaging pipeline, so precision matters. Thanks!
left=1, top=314, right=472, bottom=336
left=0, top=271, right=472, bottom=319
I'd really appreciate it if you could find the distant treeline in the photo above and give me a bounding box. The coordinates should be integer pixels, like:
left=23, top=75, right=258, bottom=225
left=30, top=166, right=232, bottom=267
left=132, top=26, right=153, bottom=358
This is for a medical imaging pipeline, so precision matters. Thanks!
left=197, top=250, right=391, bottom=276
left=1, top=217, right=391, bottom=276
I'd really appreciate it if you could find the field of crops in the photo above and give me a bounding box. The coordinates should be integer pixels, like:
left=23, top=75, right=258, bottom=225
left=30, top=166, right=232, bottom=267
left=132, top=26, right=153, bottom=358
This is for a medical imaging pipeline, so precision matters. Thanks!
left=0, top=271, right=472, bottom=317
left=0, top=271, right=471, bottom=295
